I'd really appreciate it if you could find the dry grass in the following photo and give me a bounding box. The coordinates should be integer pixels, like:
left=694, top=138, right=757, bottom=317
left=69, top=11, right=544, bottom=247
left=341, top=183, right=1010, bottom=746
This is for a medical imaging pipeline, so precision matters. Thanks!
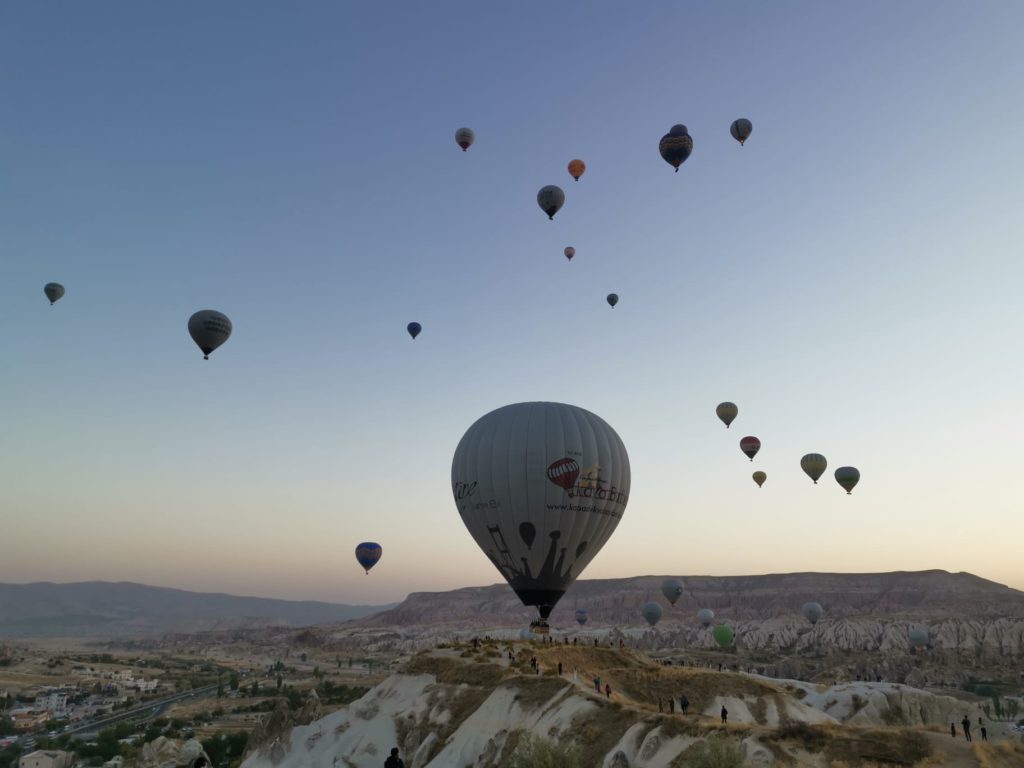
left=509, top=676, right=572, bottom=710
left=973, top=740, right=1024, bottom=768
left=403, top=653, right=507, bottom=688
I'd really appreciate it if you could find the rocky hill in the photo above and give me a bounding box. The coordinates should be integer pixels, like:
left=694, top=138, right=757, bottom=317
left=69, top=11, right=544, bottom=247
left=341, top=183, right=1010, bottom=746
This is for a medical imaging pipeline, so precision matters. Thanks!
left=0, top=581, right=393, bottom=637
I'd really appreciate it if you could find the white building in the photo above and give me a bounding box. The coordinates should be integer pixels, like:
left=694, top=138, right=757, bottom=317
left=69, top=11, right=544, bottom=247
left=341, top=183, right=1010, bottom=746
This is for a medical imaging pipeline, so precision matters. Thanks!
left=33, top=693, right=69, bottom=719
left=18, top=751, right=73, bottom=768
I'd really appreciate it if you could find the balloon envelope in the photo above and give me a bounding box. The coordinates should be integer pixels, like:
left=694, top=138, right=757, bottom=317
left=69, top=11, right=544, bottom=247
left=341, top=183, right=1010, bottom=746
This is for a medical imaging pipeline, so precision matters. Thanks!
left=642, top=602, right=663, bottom=627
left=697, top=608, right=715, bottom=627
left=575, top=608, right=588, bottom=626
left=606, top=294, right=618, bottom=307
left=564, top=247, right=575, bottom=261
left=188, top=310, right=232, bottom=360
left=730, top=118, right=753, bottom=145
left=835, top=466, right=860, bottom=494
left=716, top=402, right=738, bottom=428
left=567, top=159, right=586, bottom=181
left=801, top=454, right=828, bottom=484
left=43, top=282, right=65, bottom=305
left=802, top=602, right=823, bottom=625
left=455, top=127, right=475, bottom=151
left=661, top=578, right=684, bottom=606
left=355, top=542, right=382, bottom=574
left=712, top=624, right=735, bottom=647
left=537, top=185, right=565, bottom=220
left=909, top=626, right=929, bottom=648
left=740, top=436, right=761, bottom=461
left=659, top=124, right=693, bottom=171
left=407, top=322, right=422, bottom=339
left=752, top=471, right=767, bottom=488
left=451, top=402, right=630, bottom=623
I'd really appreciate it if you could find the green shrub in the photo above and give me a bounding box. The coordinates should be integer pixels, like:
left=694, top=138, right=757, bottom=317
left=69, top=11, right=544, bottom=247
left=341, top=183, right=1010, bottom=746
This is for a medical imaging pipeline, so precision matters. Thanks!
left=682, top=734, right=744, bottom=768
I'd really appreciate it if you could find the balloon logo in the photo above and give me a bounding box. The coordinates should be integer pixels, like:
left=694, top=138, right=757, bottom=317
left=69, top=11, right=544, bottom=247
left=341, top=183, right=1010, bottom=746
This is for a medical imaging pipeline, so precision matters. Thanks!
left=537, top=185, right=565, bottom=220
left=188, top=310, right=233, bottom=360
left=564, top=247, right=575, bottom=261
left=567, top=159, right=586, bottom=181
left=606, top=293, right=619, bottom=308
left=546, top=458, right=581, bottom=490
left=355, top=542, right=382, bottom=574
left=407, top=322, right=422, bottom=340
left=659, top=124, right=693, bottom=172
left=752, top=471, right=766, bottom=488
left=730, top=118, right=753, bottom=146
left=451, top=402, right=630, bottom=628
left=44, top=283, right=65, bottom=305
left=455, top=127, right=475, bottom=152
left=740, top=436, right=761, bottom=461
left=716, top=402, right=738, bottom=428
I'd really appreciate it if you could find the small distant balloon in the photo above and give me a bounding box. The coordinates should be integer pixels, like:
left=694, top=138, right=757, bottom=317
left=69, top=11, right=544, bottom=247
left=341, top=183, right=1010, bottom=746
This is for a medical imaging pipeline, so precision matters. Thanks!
left=730, top=119, right=753, bottom=146
left=909, top=626, right=929, bottom=649
left=800, top=454, right=828, bottom=484
left=537, top=185, right=565, bottom=220
left=712, top=624, right=735, bottom=647
left=802, top=602, right=823, bottom=625
left=43, top=283, right=65, bottom=305
left=834, top=466, right=860, bottom=494
left=661, top=578, right=684, bottom=606
left=575, top=608, right=588, bottom=626
left=752, top=471, right=766, bottom=488
left=564, top=247, right=575, bottom=261
left=188, top=310, right=232, bottom=360
left=606, top=294, right=619, bottom=308
left=455, top=127, right=475, bottom=152
left=355, top=542, right=382, bottom=574
left=567, top=159, right=586, bottom=181
left=407, top=322, right=422, bottom=340
left=641, top=602, right=662, bottom=627
left=697, top=608, right=715, bottom=628
left=716, top=402, right=738, bottom=428
left=740, top=436, right=761, bottom=461
left=659, top=124, right=693, bottom=172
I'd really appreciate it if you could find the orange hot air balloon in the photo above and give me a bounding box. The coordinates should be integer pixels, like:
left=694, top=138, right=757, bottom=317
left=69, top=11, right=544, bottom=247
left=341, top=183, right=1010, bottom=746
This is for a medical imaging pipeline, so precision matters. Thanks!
left=567, top=159, right=586, bottom=181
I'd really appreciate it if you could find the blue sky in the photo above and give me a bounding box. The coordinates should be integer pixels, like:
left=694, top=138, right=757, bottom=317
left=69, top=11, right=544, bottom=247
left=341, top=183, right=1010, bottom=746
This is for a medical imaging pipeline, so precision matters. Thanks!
left=2, top=2, right=1022, bottom=603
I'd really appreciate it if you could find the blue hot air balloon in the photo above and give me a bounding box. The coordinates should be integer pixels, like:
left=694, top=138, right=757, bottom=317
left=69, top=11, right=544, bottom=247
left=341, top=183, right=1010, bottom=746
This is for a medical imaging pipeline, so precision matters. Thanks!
left=575, top=609, right=588, bottom=626
left=355, top=542, right=382, bottom=574
left=407, top=322, right=422, bottom=340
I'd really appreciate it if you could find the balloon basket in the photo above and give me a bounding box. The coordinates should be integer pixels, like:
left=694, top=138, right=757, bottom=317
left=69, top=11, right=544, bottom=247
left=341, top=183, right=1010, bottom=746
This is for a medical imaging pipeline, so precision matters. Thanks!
left=529, top=620, right=551, bottom=635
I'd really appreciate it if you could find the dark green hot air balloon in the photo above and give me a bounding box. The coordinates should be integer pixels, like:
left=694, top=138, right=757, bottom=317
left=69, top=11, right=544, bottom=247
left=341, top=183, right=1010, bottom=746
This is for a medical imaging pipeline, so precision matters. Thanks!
left=712, top=624, right=735, bottom=647
left=834, top=466, right=860, bottom=494
left=730, top=119, right=753, bottom=146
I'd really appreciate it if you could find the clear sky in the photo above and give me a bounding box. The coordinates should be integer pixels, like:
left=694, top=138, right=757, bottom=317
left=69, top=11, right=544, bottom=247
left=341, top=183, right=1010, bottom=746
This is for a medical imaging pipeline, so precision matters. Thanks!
left=2, top=2, right=1022, bottom=604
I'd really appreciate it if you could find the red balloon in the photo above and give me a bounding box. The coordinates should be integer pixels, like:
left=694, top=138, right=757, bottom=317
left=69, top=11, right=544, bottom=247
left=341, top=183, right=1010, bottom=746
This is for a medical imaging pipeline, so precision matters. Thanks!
left=546, top=458, right=580, bottom=490
left=740, top=436, right=761, bottom=461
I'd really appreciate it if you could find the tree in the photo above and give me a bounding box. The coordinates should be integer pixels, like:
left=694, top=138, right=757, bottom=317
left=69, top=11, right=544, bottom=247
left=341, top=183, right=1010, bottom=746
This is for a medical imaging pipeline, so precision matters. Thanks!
left=276, top=675, right=283, bottom=691
left=250, top=681, right=259, bottom=697
left=0, top=719, right=13, bottom=737
left=229, top=673, right=239, bottom=692
left=300, top=653, right=307, bottom=663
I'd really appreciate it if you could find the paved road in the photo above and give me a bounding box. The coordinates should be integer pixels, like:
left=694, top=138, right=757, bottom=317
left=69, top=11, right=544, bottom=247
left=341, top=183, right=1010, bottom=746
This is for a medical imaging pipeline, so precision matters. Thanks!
left=62, top=683, right=222, bottom=738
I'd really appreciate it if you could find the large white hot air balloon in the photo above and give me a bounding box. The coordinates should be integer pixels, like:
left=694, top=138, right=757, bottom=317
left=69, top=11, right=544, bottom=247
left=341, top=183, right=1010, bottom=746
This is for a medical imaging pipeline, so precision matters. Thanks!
left=451, top=402, right=630, bottom=633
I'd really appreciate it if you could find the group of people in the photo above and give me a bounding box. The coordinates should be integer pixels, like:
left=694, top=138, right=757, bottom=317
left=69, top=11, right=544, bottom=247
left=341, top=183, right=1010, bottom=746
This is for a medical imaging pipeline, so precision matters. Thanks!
left=950, top=715, right=987, bottom=742
left=657, top=695, right=691, bottom=714
left=592, top=675, right=613, bottom=698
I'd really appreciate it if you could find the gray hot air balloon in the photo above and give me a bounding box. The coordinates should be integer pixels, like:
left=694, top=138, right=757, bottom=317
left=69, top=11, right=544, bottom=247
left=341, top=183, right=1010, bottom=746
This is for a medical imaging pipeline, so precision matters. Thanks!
left=697, top=608, right=715, bottom=628
left=642, top=602, right=662, bottom=627
left=716, top=402, right=738, bottom=428
left=537, top=185, right=565, bottom=220
left=834, top=466, right=860, bottom=494
left=606, top=293, right=618, bottom=308
left=801, top=454, right=828, bottom=484
left=661, top=578, right=684, bottom=606
left=188, top=310, right=232, bottom=360
left=451, top=402, right=630, bottom=632
left=564, top=247, right=575, bottom=261
left=455, top=127, right=475, bottom=151
left=801, top=602, right=824, bottom=625
left=730, top=119, right=753, bottom=146
left=659, top=124, right=693, bottom=172
left=44, top=283, right=65, bottom=305
left=909, top=626, right=929, bottom=649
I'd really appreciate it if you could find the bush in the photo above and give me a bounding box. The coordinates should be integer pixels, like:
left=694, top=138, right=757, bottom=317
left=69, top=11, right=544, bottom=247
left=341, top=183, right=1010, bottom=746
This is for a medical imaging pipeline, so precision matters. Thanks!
left=683, top=734, right=744, bottom=768
left=507, top=734, right=584, bottom=768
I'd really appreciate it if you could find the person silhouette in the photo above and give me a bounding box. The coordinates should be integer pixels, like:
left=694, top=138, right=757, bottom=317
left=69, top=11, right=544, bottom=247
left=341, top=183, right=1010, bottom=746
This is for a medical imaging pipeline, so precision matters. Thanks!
left=385, top=746, right=405, bottom=768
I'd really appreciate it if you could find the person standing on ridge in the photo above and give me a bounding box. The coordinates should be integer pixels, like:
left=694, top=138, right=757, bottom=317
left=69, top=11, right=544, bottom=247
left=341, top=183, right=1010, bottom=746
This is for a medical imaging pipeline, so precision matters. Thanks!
left=681, top=695, right=689, bottom=714
left=950, top=723, right=956, bottom=738
left=669, top=698, right=675, bottom=713
left=604, top=683, right=612, bottom=699
left=721, top=705, right=728, bottom=724
left=961, top=715, right=972, bottom=741
left=384, top=746, right=405, bottom=768
left=981, top=725, right=987, bottom=741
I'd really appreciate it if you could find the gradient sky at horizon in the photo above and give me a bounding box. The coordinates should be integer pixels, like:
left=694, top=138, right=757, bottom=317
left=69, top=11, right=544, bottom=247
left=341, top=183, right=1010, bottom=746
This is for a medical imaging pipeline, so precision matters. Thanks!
left=2, top=2, right=1023, bottom=604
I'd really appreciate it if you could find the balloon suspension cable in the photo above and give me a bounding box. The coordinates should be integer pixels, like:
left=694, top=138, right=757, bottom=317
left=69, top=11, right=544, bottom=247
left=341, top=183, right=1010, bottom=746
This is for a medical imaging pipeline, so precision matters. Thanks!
left=203, top=355, right=209, bottom=360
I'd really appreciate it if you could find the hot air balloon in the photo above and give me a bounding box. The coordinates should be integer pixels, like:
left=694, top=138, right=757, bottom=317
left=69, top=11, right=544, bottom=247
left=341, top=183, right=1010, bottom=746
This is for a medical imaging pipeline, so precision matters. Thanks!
left=355, top=542, right=382, bottom=574
left=452, top=402, right=630, bottom=632
left=606, top=294, right=618, bottom=308
left=407, top=322, right=422, bottom=340
left=642, top=602, right=662, bottom=627
left=835, top=466, right=860, bottom=494
left=802, top=602, right=824, bottom=625
left=661, top=578, right=684, bottom=606
left=716, top=402, right=738, bottom=428
left=537, top=185, right=565, bottom=220
left=43, top=283, right=65, bottom=305
left=188, top=310, right=232, bottom=360
left=909, top=626, right=929, bottom=649
left=564, top=247, right=575, bottom=261
left=752, top=471, right=766, bottom=488
left=455, top=127, right=475, bottom=152
left=801, top=454, right=828, bottom=484
left=575, top=609, right=588, bottom=626
left=658, top=124, right=693, bottom=172
left=697, top=608, right=715, bottom=628
left=567, top=159, right=586, bottom=181
left=712, top=624, right=735, bottom=647
left=740, top=436, right=761, bottom=461
left=730, top=119, right=753, bottom=146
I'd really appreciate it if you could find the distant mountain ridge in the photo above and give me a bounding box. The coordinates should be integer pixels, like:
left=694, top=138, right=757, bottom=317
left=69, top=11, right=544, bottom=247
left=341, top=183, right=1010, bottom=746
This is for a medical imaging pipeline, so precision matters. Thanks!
left=360, top=570, right=1024, bottom=630
left=0, top=581, right=394, bottom=637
